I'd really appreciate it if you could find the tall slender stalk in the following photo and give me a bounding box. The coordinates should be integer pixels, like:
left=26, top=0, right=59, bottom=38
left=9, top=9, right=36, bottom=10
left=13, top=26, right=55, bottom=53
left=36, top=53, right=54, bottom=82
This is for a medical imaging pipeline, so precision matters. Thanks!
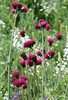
left=41, top=29, right=45, bottom=100
left=34, top=64, right=36, bottom=99
left=7, top=12, right=17, bottom=100
left=7, top=33, right=13, bottom=100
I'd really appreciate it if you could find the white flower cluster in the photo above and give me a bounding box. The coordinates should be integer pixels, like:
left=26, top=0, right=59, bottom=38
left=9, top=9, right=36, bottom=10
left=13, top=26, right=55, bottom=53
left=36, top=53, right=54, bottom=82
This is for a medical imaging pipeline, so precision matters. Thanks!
left=0, top=20, right=5, bottom=28
left=55, top=40, right=68, bottom=75
left=11, top=28, right=29, bottom=49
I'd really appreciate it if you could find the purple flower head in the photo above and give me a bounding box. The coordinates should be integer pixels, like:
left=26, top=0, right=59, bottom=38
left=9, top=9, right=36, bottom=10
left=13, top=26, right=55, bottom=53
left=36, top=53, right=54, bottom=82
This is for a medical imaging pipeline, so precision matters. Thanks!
left=25, top=59, right=33, bottom=66
left=23, top=40, right=35, bottom=48
left=40, top=19, right=47, bottom=28
left=34, top=23, right=40, bottom=30
left=22, top=83, right=28, bottom=89
left=56, top=33, right=62, bottom=40
left=47, top=38, right=54, bottom=46
left=44, top=53, right=50, bottom=59
left=17, top=3, right=22, bottom=9
left=36, top=50, right=42, bottom=56
left=11, top=2, right=18, bottom=9
left=21, top=6, right=28, bottom=13
left=48, top=50, right=55, bottom=58
left=12, top=71, right=20, bottom=77
left=20, top=30, right=26, bottom=37
left=10, top=8, right=15, bottom=14
left=19, top=78, right=26, bottom=85
left=28, top=54, right=37, bottom=62
left=12, top=79, right=21, bottom=87
left=19, top=60, right=25, bottom=68
left=46, top=23, right=51, bottom=30
left=20, top=52, right=27, bottom=60
left=35, top=58, right=42, bottom=65
left=20, top=76, right=28, bottom=80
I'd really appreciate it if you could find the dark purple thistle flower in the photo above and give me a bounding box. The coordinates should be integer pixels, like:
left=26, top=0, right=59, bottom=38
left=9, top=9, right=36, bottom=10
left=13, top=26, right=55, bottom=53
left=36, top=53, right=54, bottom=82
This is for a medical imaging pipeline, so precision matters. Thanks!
left=25, top=59, right=33, bottom=66
left=36, top=50, right=42, bottom=56
left=10, top=8, right=15, bottom=14
left=39, top=19, right=47, bottom=28
left=11, top=2, right=18, bottom=9
left=56, top=33, right=62, bottom=40
left=17, top=3, right=22, bottom=9
left=12, top=71, right=20, bottom=77
left=34, top=23, right=40, bottom=30
left=20, top=52, right=27, bottom=60
left=44, top=53, right=50, bottom=59
left=19, top=60, right=25, bottom=68
left=35, top=58, right=42, bottom=65
left=12, top=79, right=21, bottom=87
left=28, top=54, right=37, bottom=62
left=47, top=38, right=54, bottom=46
left=20, top=76, right=28, bottom=80
left=23, top=40, right=35, bottom=48
left=20, top=30, right=26, bottom=37
left=19, top=78, right=26, bottom=85
left=21, top=6, right=28, bottom=13
left=48, top=50, right=55, bottom=58
left=46, top=23, right=51, bottom=30
left=22, top=83, right=28, bottom=89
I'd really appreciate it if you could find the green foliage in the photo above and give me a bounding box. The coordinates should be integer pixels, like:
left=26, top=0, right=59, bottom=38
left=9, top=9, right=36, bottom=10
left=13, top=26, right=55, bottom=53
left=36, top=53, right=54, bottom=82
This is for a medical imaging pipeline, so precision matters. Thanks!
left=0, top=0, right=68, bottom=100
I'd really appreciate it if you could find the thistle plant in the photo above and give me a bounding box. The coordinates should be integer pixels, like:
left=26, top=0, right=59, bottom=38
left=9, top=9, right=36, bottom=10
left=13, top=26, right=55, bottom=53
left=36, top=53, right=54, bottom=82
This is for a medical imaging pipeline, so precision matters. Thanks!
left=7, top=1, right=28, bottom=100
left=2, top=1, right=66, bottom=100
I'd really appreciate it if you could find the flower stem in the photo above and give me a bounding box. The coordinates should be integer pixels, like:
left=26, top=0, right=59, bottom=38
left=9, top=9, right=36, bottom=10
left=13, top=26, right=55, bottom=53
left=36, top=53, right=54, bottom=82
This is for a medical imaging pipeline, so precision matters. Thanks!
left=41, top=29, right=45, bottom=100
left=7, top=12, right=18, bottom=100
left=7, top=33, right=13, bottom=99
left=34, top=65, right=36, bottom=99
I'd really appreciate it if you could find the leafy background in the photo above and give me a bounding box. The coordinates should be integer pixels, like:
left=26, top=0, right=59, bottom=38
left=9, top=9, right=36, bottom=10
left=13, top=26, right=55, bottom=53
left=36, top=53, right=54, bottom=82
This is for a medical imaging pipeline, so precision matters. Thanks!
left=0, top=0, right=68, bottom=100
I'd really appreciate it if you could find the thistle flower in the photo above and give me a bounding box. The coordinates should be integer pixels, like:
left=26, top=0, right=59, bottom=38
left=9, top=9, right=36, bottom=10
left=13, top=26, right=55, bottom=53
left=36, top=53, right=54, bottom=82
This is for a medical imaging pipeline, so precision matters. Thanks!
left=48, top=50, right=55, bottom=58
left=22, top=83, right=28, bottom=89
left=19, top=78, right=26, bottom=85
left=39, top=19, right=47, bottom=28
left=20, top=30, right=25, bottom=37
left=25, top=59, right=33, bottom=66
left=19, top=60, right=25, bottom=67
left=35, top=58, right=42, bottom=65
left=20, top=76, right=28, bottom=80
left=47, top=38, right=54, bottom=46
left=12, top=71, right=20, bottom=77
left=20, top=52, right=27, bottom=60
left=56, top=33, right=62, bottom=40
left=44, top=53, right=50, bottom=59
left=23, top=40, right=35, bottom=48
left=28, top=54, right=37, bottom=62
left=12, top=79, right=21, bottom=87
left=34, top=23, right=40, bottom=30
left=36, top=50, right=42, bottom=56
left=10, top=8, right=15, bottom=14
left=46, top=23, right=51, bottom=30
left=17, top=3, right=22, bottom=9
left=21, top=6, right=28, bottom=13
left=11, top=2, right=18, bottom=9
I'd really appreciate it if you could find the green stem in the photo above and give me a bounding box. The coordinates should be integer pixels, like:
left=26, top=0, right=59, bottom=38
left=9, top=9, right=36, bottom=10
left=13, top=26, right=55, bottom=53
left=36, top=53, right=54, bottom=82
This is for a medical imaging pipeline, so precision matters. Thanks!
left=66, top=26, right=68, bottom=41
left=7, top=12, right=18, bottom=100
left=7, top=33, right=13, bottom=100
left=34, top=65, right=36, bottom=99
left=41, top=29, right=45, bottom=100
